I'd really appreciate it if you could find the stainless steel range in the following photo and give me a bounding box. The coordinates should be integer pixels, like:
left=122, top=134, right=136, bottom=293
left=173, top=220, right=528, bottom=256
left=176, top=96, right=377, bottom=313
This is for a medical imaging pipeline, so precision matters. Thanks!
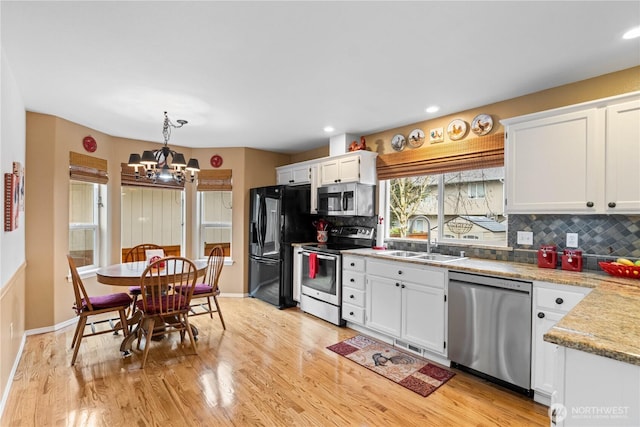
left=299, top=226, right=374, bottom=326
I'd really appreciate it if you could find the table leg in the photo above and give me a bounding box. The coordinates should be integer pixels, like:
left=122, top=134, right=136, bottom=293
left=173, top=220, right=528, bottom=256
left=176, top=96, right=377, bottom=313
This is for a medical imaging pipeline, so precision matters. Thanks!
left=120, top=310, right=143, bottom=356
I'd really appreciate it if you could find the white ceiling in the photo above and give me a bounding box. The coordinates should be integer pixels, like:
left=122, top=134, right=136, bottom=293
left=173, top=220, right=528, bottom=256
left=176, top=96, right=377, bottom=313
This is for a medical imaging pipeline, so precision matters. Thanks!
left=2, top=1, right=639, bottom=153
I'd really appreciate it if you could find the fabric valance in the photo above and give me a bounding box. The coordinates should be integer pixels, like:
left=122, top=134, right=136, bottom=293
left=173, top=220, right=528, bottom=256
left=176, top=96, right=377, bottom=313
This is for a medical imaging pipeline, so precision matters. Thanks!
left=69, top=151, right=108, bottom=184
left=197, top=169, right=232, bottom=191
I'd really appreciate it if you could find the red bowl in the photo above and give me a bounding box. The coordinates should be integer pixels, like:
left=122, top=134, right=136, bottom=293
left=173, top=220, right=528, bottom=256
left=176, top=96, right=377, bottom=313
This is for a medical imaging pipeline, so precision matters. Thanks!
left=599, top=261, right=640, bottom=279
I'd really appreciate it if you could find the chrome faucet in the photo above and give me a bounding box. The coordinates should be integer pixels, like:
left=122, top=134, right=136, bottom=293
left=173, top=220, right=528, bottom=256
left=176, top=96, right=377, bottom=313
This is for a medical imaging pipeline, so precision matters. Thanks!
left=425, top=217, right=432, bottom=255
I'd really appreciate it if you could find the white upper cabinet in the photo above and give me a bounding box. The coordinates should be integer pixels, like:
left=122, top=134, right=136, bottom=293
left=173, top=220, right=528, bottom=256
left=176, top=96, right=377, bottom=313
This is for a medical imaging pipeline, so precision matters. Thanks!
left=604, top=99, right=640, bottom=213
left=319, top=151, right=378, bottom=186
left=502, top=92, right=640, bottom=214
left=276, top=163, right=312, bottom=186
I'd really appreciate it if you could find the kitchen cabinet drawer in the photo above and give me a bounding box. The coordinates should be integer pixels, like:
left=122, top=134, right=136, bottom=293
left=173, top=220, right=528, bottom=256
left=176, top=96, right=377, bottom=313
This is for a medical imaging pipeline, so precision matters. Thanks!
left=343, top=255, right=365, bottom=272
left=343, top=287, right=365, bottom=307
left=535, top=285, right=589, bottom=313
left=342, top=303, right=365, bottom=324
left=343, top=271, right=365, bottom=290
left=367, top=259, right=445, bottom=288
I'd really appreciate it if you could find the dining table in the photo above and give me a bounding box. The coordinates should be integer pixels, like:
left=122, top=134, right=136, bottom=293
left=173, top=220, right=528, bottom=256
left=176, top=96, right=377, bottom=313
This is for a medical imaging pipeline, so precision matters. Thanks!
left=96, top=259, right=208, bottom=355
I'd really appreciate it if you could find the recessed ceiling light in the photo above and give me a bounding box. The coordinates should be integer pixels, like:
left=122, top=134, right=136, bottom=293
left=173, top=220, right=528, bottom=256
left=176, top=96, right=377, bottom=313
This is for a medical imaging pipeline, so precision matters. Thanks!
left=323, top=126, right=335, bottom=133
left=623, top=26, right=640, bottom=40
left=425, top=106, right=440, bottom=114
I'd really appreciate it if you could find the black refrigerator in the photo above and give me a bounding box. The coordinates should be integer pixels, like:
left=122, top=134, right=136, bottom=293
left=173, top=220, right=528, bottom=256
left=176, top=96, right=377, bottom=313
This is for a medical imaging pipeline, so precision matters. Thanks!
left=248, top=185, right=315, bottom=308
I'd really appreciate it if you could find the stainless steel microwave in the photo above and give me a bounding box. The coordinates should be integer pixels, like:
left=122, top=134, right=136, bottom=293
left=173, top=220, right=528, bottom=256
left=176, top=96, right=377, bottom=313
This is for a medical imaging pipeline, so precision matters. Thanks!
left=317, top=183, right=375, bottom=216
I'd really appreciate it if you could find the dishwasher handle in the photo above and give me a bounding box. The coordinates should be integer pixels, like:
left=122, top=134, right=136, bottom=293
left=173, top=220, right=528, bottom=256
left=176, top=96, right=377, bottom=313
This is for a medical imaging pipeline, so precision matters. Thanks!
left=449, top=272, right=532, bottom=294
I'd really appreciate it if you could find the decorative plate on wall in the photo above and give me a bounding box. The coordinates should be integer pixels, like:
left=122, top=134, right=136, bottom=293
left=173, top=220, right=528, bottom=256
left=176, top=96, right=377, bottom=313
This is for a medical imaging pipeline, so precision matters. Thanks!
left=408, top=129, right=425, bottom=148
left=391, top=134, right=406, bottom=151
left=471, top=114, right=493, bottom=136
left=210, top=154, right=223, bottom=168
left=447, top=119, right=468, bottom=141
left=82, top=136, right=97, bottom=152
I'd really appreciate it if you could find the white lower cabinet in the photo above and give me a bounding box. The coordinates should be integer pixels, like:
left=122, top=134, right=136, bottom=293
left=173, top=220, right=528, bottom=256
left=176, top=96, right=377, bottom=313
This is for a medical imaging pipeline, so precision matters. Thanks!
left=531, top=281, right=591, bottom=406
left=365, top=259, right=446, bottom=356
left=553, top=347, right=640, bottom=426
left=342, top=255, right=366, bottom=325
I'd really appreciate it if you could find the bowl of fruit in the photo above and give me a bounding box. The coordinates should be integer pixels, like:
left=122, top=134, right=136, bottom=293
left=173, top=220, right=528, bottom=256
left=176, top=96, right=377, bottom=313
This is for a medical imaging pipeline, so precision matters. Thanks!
left=599, top=258, right=640, bottom=279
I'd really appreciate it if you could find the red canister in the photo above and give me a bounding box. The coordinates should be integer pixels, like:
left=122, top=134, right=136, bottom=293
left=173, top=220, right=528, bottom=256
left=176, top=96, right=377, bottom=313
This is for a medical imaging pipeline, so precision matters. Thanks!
left=537, top=245, right=557, bottom=269
left=562, top=249, right=583, bottom=272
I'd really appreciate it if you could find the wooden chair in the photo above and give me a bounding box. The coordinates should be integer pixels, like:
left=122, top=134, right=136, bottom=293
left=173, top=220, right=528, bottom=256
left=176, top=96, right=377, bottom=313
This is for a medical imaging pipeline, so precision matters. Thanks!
left=124, top=243, right=164, bottom=314
left=136, top=256, right=198, bottom=368
left=182, top=245, right=226, bottom=329
left=66, top=255, right=131, bottom=366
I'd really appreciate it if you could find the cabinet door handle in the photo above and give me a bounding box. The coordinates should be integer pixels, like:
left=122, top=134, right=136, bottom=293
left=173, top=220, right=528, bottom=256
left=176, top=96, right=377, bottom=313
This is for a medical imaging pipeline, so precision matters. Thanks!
left=350, top=262, right=355, bottom=267
left=401, top=284, right=405, bottom=289
left=289, top=179, right=294, bottom=183
left=349, top=294, right=354, bottom=299
left=586, top=201, right=594, bottom=207
left=538, top=312, right=545, bottom=319
left=349, top=311, right=354, bottom=316
left=395, top=282, right=400, bottom=287
left=350, top=278, right=355, bottom=282
left=398, top=270, right=403, bottom=275
left=555, top=297, right=564, bottom=305
left=608, top=202, right=616, bottom=208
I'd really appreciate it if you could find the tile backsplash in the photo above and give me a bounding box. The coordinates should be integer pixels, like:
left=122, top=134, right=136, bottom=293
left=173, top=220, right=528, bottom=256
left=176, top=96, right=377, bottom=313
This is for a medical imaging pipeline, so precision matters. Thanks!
left=388, top=214, right=640, bottom=271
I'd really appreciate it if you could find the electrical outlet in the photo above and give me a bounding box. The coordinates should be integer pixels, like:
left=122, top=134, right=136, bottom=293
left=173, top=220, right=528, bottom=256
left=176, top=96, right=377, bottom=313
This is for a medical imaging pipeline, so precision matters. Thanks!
left=566, top=233, right=579, bottom=248
left=517, top=231, right=533, bottom=245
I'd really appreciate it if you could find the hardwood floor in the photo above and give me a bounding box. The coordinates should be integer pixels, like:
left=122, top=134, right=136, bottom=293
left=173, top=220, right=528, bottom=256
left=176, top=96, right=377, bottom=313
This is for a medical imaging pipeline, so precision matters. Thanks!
left=2, top=297, right=549, bottom=426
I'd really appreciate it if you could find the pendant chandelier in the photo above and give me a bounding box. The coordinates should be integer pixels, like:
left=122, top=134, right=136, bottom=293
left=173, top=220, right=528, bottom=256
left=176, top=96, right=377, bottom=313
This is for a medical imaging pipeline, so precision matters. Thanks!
left=127, top=112, right=200, bottom=184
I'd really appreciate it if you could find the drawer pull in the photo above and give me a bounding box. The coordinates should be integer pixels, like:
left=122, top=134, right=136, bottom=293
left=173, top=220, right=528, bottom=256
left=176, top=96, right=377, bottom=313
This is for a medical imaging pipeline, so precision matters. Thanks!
left=538, top=312, right=545, bottom=319
left=555, top=298, right=564, bottom=305
left=396, top=282, right=400, bottom=287
left=350, top=262, right=355, bottom=267
left=586, top=201, right=594, bottom=207
left=349, top=294, right=354, bottom=299
left=349, top=312, right=354, bottom=316
left=350, top=278, right=355, bottom=282
left=398, top=270, right=403, bottom=275
left=608, top=202, right=616, bottom=208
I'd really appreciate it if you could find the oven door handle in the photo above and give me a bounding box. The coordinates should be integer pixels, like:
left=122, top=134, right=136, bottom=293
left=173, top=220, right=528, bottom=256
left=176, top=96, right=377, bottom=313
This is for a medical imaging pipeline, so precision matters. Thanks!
left=301, top=251, right=337, bottom=261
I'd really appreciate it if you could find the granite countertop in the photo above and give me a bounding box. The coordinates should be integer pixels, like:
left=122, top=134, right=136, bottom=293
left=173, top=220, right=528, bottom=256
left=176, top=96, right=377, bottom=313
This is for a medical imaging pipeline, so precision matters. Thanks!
left=342, top=248, right=640, bottom=366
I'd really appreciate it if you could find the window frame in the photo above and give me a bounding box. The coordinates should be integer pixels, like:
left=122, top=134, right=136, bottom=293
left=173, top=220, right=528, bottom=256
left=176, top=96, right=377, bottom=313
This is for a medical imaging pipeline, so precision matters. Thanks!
left=69, top=181, right=101, bottom=273
left=380, top=166, right=507, bottom=248
left=197, top=190, right=233, bottom=260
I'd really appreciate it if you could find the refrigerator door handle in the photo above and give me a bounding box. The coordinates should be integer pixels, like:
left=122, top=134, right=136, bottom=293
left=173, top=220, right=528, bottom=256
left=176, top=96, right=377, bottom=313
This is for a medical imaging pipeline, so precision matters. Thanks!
left=250, top=255, right=280, bottom=265
left=256, top=194, right=264, bottom=248
left=259, top=196, right=267, bottom=248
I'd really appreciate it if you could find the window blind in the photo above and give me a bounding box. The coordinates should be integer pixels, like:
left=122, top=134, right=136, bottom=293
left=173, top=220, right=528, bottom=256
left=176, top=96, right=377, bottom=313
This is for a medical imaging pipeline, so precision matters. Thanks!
left=197, top=169, right=232, bottom=191
left=376, top=132, right=504, bottom=180
left=69, top=151, right=108, bottom=184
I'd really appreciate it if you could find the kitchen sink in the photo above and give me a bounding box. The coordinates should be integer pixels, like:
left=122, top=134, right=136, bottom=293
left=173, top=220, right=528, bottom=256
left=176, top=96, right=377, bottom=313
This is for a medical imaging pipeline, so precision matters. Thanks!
left=377, top=250, right=465, bottom=263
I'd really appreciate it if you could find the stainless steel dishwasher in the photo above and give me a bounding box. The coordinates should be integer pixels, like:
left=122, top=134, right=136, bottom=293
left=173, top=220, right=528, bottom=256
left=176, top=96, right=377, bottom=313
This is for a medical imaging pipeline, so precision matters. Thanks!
left=448, top=271, right=533, bottom=395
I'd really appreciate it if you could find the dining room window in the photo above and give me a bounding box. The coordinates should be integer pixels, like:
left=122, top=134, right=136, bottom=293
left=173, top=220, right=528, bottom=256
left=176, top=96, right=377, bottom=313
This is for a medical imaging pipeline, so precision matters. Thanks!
left=68, top=151, right=109, bottom=271
left=199, top=191, right=232, bottom=258
left=120, top=186, right=184, bottom=250
left=69, top=181, right=101, bottom=270
left=197, top=169, right=233, bottom=258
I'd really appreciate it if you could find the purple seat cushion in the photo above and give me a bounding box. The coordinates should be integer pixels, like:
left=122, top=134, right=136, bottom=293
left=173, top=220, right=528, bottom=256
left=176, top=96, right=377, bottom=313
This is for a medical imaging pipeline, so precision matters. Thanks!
left=83, top=293, right=132, bottom=310
left=175, top=283, right=220, bottom=296
left=129, top=286, right=142, bottom=294
left=136, top=295, right=190, bottom=314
